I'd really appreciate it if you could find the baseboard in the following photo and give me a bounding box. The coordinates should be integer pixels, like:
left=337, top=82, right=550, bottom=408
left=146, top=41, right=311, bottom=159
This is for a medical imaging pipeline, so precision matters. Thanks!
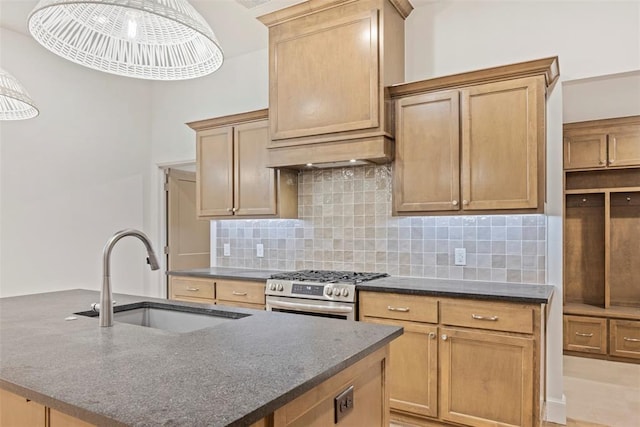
left=545, top=394, right=567, bottom=424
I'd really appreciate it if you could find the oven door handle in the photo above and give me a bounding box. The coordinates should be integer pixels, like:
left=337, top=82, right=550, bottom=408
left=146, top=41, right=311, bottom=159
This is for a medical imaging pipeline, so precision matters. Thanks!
left=267, top=299, right=353, bottom=314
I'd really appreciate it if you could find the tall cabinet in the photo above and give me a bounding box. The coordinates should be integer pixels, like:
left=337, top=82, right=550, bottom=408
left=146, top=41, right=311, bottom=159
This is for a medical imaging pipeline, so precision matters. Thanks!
left=563, top=116, right=640, bottom=362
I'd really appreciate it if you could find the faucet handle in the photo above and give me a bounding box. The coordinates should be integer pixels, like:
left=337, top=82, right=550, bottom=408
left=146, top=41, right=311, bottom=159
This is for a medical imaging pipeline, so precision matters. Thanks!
left=91, top=301, right=117, bottom=312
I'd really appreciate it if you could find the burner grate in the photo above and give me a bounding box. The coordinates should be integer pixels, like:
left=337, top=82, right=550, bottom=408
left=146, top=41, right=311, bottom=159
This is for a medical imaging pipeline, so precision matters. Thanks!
left=269, top=270, right=388, bottom=284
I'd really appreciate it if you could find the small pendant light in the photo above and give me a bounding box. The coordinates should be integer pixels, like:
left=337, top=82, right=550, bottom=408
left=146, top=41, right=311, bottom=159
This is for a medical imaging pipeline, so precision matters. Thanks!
left=0, top=68, right=39, bottom=120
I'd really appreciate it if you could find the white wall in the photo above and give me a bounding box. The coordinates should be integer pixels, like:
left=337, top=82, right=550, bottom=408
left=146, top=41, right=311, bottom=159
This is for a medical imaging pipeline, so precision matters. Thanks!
left=563, top=71, right=640, bottom=123
left=405, top=1, right=640, bottom=422
left=146, top=49, right=269, bottom=296
left=0, top=28, right=155, bottom=298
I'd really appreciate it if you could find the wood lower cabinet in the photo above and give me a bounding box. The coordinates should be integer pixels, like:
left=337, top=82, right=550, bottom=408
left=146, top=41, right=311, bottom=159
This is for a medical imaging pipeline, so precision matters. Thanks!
left=391, top=57, right=558, bottom=215
left=188, top=110, right=298, bottom=219
left=564, top=116, right=640, bottom=170
left=440, top=328, right=533, bottom=427
left=0, top=388, right=93, bottom=427
left=271, top=346, right=389, bottom=427
left=359, top=292, right=546, bottom=427
left=169, top=276, right=267, bottom=310
left=0, top=388, right=46, bottom=427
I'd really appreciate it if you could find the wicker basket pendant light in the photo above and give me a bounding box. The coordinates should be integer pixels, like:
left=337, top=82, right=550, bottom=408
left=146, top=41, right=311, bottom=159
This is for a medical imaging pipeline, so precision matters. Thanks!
left=0, top=68, right=39, bottom=120
left=28, top=0, right=224, bottom=80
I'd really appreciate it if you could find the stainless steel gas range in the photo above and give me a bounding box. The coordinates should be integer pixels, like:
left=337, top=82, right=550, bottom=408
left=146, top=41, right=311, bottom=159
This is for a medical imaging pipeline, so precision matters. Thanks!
left=265, top=270, right=388, bottom=321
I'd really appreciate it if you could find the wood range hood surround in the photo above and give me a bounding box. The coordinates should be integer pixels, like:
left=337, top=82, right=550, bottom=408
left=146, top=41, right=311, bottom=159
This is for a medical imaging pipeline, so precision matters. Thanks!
left=258, top=0, right=413, bottom=169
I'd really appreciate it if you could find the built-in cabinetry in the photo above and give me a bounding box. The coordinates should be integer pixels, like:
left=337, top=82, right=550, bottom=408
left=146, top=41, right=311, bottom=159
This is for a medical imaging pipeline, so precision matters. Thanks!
left=187, top=110, right=298, bottom=219
left=169, top=276, right=266, bottom=310
left=258, top=0, right=412, bottom=168
left=0, top=388, right=93, bottom=427
left=390, top=57, right=559, bottom=215
left=359, top=292, right=546, bottom=427
left=563, top=116, right=640, bottom=363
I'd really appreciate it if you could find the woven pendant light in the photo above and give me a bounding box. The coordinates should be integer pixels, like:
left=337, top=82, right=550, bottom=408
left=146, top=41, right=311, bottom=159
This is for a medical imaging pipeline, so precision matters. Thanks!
left=0, top=68, right=39, bottom=120
left=28, top=0, right=224, bottom=80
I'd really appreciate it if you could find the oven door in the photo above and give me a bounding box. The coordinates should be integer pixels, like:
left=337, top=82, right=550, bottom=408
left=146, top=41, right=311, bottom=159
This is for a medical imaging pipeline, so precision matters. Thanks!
left=266, top=296, right=355, bottom=321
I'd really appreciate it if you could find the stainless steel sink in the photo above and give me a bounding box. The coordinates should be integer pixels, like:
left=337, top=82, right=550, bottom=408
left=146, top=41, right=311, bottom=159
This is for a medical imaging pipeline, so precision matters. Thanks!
left=76, top=302, right=249, bottom=333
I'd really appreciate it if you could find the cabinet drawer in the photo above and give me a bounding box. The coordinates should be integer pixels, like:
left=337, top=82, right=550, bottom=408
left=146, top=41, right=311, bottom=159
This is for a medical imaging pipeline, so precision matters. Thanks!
left=170, top=277, right=215, bottom=301
left=563, top=315, right=607, bottom=354
left=610, top=319, right=640, bottom=359
left=216, top=279, right=265, bottom=305
left=440, top=299, right=534, bottom=334
left=359, top=292, right=438, bottom=323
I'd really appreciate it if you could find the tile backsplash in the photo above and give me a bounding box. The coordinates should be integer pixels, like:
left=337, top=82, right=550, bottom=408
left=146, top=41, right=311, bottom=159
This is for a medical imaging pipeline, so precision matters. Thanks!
left=216, top=165, right=546, bottom=284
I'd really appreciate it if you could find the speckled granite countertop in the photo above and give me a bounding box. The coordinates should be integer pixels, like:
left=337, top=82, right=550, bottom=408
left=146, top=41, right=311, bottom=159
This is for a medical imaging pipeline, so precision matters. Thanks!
left=167, top=267, right=282, bottom=281
left=358, top=276, right=554, bottom=304
left=0, top=290, right=401, bottom=426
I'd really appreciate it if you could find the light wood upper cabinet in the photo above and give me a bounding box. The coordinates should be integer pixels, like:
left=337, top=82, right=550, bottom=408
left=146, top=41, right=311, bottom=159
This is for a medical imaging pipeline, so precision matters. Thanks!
left=394, top=90, right=460, bottom=213
left=391, top=57, right=558, bottom=215
left=564, top=116, right=640, bottom=170
left=188, top=110, right=298, bottom=219
left=258, top=0, right=412, bottom=167
left=461, top=77, right=543, bottom=211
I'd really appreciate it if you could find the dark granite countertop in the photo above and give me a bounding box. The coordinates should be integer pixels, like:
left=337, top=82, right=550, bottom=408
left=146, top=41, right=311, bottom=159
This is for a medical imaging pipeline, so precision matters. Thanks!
left=0, top=290, right=401, bottom=426
left=357, top=276, right=554, bottom=304
left=167, top=267, right=283, bottom=281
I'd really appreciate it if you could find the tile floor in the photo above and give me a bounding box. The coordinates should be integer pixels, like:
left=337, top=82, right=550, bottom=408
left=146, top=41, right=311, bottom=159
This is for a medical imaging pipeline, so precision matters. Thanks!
left=391, top=355, right=640, bottom=427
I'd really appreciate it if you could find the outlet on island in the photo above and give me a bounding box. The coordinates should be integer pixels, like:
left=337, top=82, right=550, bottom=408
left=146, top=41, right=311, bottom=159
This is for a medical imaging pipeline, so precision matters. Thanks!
left=256, top=244, right=264, bottom=258
left=223, top=243, right=230, bottom=257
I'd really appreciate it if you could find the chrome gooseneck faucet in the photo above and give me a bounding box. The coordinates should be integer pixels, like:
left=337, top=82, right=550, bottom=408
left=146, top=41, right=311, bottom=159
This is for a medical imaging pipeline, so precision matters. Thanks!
left=100, top=229, right=160, bottom=327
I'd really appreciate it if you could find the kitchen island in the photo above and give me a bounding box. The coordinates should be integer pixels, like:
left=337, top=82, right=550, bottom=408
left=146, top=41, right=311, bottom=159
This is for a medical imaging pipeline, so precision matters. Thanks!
left=0, top=290, right=401, bottom=426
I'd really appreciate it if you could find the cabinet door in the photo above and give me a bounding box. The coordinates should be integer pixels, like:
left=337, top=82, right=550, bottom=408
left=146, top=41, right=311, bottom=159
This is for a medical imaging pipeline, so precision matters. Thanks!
left=268, top=7, right=379, bottom=141
left=440, top=328, right=533, bottom=427
left=365, top=318, right=438, bottom=419
left=196, top=127, right=234, bottom=217
left=0, top=388, right=46, bottom=427
left=608, top=124, right=640, bottom=167
left=610, top=319, right=640, bottom=359
left=564, top=133, right=607, bottom=170
left=394, top=91, right=460, bottom=213
left=461, top=76, right=543, bottom=211
left=50, top=409, right=95, bottom=427
left=234, top=120, right=277, bottom=216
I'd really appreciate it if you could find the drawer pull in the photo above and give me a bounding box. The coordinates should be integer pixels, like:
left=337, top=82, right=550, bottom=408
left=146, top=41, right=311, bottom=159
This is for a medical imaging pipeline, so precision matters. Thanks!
left=387, top=306, right=410, bottom=312
left=623, top=337, right=640, bottom=343
left=186, top=287, right=200, bottom=292
left=575, top=332, right=594, bottom=337
left=472, top=314, right=498, bottom=321
left=232, top=291, right=248, bottom=296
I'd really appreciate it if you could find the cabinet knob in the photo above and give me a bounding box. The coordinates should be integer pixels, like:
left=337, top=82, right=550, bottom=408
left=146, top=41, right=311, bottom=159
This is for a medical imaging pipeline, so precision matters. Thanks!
left=232, top=207, right=237, bottom=212
left=463, top=200, right=469, bottom=206
left=428, top=332, right=436, bottom=339
left=227, top=208, right=233, bottom=212
left=609, top=160, right=615, bottom=164
left=599, top=160, right=605, bottom=165
left=452, top=200, right=458, bottom=206
left=441, top=334, right=448, bottom=341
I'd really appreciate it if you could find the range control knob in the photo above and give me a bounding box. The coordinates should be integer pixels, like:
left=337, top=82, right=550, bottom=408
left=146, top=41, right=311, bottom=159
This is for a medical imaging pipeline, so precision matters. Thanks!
left=343, top=289, right=349, bottom=297
left=277, top=284, right=284, bottom=292
left=326, top=288, right=333, bottom=296
left=269, top=283, right=275, bottom=291
left=334, top=288, right=342, bottom=297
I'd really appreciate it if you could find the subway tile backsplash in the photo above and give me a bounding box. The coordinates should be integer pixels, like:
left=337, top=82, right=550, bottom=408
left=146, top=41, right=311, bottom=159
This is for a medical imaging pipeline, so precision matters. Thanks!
left=216, top=165, right=546, bottom=284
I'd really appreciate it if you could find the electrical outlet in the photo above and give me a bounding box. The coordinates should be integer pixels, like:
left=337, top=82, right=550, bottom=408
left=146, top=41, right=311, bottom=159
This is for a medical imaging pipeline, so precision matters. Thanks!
left=256, top=244, right=264, bottom=258
left=454, top=248, right=466, bottom=266
left=223, top=243, right=230, bottom=257
left=334, top=385, right=354, bottom=423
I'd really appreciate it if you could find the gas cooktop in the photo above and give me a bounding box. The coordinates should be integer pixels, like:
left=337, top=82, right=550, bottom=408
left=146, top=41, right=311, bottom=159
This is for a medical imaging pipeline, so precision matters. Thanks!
left=268, top=270, right=388, bottom=285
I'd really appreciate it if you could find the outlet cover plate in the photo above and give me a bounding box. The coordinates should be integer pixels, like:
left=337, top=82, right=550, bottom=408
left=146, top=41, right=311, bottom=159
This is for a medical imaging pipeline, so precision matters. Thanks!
left=223, top=243, right=230, bottom=257
left=256, top=244, right=264, bottom=258
left=334, top=385, right=354, bottom=423
left=454, top=248, right=466, bottom=266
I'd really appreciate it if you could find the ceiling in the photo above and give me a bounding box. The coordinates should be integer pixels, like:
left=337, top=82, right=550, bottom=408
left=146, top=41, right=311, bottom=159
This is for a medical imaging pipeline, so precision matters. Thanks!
left=0, top=0, right=432, bottom=59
